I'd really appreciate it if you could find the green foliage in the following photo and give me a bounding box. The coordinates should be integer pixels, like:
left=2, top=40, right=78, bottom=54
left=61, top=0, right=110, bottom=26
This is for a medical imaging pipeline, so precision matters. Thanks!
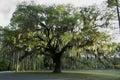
left=114, top=64, right=120, bottom=69
left=0, top=2, right=118, bottom=72
left=10, top=3, right=113, bottom=56
left=0, top=61, right=8, bottom=71
left=107, top=0, right=120, bottom=7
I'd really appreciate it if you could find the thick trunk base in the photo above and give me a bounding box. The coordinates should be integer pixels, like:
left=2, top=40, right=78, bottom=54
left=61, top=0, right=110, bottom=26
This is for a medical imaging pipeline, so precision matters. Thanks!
left=52, top=54, right=62, bottom=73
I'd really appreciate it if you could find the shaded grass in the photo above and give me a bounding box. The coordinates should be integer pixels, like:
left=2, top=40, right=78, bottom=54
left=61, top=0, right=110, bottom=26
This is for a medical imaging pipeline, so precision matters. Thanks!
left=64, top=70, right=120, bottom=77
left=16, top=70, right=120, bottom=80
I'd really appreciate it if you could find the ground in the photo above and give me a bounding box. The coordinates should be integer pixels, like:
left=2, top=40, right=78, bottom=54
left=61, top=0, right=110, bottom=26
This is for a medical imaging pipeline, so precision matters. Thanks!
left=0, top=70, right=120, bottom=80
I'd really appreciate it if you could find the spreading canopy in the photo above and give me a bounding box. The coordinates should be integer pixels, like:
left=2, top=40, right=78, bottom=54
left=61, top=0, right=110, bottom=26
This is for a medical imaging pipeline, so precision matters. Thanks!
left=9, top=3, right=113, bottom=73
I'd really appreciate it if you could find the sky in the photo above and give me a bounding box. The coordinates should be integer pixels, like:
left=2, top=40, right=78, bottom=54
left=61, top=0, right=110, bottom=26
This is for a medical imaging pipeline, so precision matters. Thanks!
left=0, top=0, right=106, bottom=26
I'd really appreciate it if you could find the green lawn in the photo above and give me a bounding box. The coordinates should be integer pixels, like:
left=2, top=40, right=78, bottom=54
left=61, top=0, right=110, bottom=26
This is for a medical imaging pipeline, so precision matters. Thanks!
left=17, top=70, right=120, bottom=80
left=64, top=70, right=120, bottom=77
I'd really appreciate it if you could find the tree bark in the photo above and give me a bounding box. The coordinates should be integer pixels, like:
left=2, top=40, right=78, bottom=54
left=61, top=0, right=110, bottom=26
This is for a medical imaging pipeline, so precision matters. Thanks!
left=52, top=53, right=62, bottom=73
left=16, top=52, right=20, bottom=72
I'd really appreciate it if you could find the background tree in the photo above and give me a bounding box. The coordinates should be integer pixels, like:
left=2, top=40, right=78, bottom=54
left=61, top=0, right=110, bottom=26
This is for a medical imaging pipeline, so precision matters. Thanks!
left=107, top=0, right=120, bottom=32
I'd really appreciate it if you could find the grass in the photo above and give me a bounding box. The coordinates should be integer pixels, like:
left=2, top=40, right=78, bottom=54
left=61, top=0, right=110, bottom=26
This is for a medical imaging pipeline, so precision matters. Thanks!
left=16, top=70, right=120, bottom=80
left=64, top=69, right=120, bottom=77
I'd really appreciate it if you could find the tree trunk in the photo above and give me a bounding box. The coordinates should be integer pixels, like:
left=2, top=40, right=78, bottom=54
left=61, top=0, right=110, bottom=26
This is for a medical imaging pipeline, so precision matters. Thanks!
left=16, top=52, right=20, bottom=72
left=115, top=0, right=120, bottom=32
left=52, top=53, right=62, bottom=73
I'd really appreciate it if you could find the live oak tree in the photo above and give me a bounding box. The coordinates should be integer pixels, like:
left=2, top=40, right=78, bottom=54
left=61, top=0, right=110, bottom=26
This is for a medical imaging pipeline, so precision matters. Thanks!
left=10, top=3, right=113, bottom=73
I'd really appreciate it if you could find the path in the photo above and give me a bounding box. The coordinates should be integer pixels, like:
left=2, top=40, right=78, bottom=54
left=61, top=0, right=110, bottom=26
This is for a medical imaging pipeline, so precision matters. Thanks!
left=0, top=72, right=70, bottom=80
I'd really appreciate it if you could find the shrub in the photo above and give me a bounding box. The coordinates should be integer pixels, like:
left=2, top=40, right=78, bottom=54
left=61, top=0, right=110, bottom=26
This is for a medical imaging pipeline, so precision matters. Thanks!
left=0, top=61, right=8, bottom=71
left=114, top=64, right=120, bottom=69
